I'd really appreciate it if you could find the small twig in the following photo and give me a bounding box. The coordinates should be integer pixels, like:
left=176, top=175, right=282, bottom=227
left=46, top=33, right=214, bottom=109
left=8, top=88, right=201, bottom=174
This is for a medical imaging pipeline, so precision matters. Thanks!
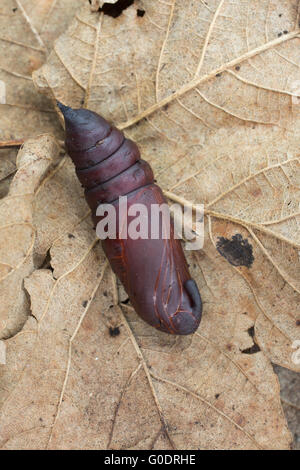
left=0, top=139, right=24, bottom=150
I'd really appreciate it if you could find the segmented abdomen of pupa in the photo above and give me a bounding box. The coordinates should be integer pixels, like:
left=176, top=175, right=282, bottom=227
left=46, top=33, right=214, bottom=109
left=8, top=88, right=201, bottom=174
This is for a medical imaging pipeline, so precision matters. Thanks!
left=58, top=103, right=202, bottom=335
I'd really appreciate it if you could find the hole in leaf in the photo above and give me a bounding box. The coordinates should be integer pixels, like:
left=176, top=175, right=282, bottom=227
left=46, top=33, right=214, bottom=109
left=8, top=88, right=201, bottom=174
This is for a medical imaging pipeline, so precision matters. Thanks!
left=241, top=326, right=261, bottom=354
left=247, top=326, right=255, bottom=338
left=216, top=234, right=254, bottom=268
left=100, top=0, right=134, bottom=18
left=241, top=343, right=261, bottom=354
left=109, top=326, right=120, bottom=337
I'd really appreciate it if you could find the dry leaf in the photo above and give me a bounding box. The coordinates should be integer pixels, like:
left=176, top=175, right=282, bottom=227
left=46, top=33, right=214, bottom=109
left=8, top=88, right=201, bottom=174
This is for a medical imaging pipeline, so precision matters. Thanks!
left=32, top=154, right=90, bottom=264
left=33, top=1, right=300, bottom=369
left=0, top=214, right=292, bottom=449
left=0, top=0, right=63, bottom=139
left=0, top=135, right=60, bottom=338
left=16, top=0, right=87, bottom=51
left=90, top=1, right=119, bottom=13
left=0, top=0, right=299, bottom=449
left=0, top=0, right=85, bottom=189
left=0, top=1, right=59, bottom=188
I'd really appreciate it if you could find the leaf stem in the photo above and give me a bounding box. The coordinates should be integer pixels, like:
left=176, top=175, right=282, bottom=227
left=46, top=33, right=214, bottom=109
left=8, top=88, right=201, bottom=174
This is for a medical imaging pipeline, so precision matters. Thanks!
left=0, top=139, right=24, bottom=150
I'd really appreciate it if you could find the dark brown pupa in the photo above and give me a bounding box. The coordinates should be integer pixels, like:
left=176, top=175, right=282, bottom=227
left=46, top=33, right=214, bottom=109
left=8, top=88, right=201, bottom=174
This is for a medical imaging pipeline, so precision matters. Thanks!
left=58, top=103, right=202, bottom=335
